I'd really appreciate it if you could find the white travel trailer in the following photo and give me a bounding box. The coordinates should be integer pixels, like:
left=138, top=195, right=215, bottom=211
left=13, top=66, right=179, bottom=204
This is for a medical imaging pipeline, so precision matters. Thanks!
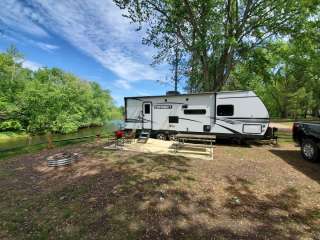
left=124, top=91, right=273, bottom=140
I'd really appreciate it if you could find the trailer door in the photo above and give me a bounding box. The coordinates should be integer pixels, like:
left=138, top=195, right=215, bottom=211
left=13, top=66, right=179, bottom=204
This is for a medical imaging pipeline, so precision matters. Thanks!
left=142, top=102, right=152, bottom=130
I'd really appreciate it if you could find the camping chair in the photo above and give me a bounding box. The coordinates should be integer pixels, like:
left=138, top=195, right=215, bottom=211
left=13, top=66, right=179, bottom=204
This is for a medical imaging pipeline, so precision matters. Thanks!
left=105, top=130, right=125, bottom=147
left=115, top=130, right=125, bottom=146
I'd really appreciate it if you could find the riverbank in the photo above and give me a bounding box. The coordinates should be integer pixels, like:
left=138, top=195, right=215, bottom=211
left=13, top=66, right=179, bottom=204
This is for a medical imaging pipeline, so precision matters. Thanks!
left=0, top=131, right=28, bottom=141
left=0, top=136, right=98, bottom=160
left=0, top=122, right=118, bottom=153
left=0, top=124, right=118, bottom=160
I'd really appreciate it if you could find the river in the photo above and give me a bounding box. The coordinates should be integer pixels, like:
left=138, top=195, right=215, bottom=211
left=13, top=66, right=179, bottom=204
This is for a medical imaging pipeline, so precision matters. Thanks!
left=0, top=121, right=123, bottom=152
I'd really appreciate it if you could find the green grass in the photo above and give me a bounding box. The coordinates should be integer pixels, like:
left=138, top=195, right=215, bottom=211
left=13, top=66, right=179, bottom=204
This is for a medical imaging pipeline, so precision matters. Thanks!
left=0, top=137, right=97, bottom=160
left=271, top=118, right=320, bottom=122
left=0, top=131, right=28, bottom=140
left=276, top=130, right=293, bottom=143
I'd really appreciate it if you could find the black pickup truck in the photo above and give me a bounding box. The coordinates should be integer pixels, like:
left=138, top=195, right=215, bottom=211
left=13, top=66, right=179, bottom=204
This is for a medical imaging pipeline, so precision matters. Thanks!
left=293, top=122, right=320, bottom=162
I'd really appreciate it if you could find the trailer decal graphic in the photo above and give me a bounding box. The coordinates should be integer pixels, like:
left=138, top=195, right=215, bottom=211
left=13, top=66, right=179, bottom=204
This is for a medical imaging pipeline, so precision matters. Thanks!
left=126, top=118, right=153, bottom=123
left=154, top=105, right=172, bottom=109
left=179, top=117, right=202, bottom=123
left=214, top=123, right=241, bottom=134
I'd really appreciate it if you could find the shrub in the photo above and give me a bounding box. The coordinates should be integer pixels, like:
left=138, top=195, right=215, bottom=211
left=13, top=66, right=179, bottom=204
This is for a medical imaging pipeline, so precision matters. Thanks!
left=0, top=120, right=22, bottom=131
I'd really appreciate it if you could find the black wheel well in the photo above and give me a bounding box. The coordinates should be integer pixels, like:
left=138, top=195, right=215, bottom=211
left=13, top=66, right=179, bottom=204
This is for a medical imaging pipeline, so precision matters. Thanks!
left=301, top=136, right=320, bottom=145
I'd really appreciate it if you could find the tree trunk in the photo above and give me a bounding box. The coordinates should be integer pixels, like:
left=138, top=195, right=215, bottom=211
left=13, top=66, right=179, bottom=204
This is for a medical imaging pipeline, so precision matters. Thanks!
left=200, top=51, right=211, bottom=91
left=203, top=62, right=210, bottom=91
left=280, top=106, right=288, bottom=119
left=214, top=46, right=233, bottom=91
left=46, top=132, right=54, bottom=149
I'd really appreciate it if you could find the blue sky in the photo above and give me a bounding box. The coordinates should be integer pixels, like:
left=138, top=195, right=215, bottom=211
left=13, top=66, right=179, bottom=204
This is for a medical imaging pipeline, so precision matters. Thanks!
left=0, top=0, right=178, bottom=105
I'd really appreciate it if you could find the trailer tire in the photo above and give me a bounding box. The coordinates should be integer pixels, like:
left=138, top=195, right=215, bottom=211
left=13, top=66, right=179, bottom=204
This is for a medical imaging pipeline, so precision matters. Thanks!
left=169, top=134, right=176, bottom=141
left=156, top=133, right=167, bottom=141
left=301, top=139, right=319, bottom=162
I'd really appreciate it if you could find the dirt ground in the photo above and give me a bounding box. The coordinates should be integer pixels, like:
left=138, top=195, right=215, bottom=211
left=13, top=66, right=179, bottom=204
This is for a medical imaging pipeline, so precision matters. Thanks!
left=0, top=139, right=319, bottom=240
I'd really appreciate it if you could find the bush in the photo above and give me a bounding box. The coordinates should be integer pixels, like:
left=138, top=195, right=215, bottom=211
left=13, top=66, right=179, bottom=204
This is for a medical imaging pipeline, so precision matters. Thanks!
left=52, top=113, right=81, bottom=134
left=0, top=120, right=22, bottom=131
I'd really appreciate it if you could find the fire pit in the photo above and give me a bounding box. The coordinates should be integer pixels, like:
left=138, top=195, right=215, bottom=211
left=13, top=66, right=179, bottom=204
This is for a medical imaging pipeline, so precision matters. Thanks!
left=46, top=152, right=79, bottom=167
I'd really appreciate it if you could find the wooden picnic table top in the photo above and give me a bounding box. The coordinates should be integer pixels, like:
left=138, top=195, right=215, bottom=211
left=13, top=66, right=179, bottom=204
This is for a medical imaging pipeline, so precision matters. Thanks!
left=176, top=133, right=216, bottom=140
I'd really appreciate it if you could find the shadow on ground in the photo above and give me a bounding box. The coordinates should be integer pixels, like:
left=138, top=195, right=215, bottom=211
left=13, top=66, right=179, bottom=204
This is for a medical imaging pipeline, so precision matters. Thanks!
left=215, top=138, right=280, bottom=149
left=0, top=144, right=319, bottom=239
left=270, top=149, right=320, bottom=184
left=223, top=176, right=320, bottom=239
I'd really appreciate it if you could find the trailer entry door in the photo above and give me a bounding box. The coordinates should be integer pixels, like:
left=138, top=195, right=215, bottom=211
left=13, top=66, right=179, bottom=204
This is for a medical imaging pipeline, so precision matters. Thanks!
left=142, top=102, right=152, bottom=129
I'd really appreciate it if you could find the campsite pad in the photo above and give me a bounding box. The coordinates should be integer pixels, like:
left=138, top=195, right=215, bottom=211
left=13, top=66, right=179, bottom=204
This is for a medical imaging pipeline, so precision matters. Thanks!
left=123, top=138, right=214, bottom=160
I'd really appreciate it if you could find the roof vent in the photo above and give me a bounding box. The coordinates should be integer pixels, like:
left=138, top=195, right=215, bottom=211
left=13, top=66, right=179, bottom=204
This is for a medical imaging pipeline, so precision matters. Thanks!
left=166, top=91, right=180, bottom=96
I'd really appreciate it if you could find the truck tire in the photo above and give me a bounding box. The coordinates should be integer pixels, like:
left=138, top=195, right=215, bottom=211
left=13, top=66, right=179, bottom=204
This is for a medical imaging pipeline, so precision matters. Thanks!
left=301, top=139, right=319, bottom=162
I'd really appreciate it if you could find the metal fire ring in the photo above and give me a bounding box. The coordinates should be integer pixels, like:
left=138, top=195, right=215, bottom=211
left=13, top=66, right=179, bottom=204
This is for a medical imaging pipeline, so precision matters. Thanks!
left=47, top=153, right=78, bottom=167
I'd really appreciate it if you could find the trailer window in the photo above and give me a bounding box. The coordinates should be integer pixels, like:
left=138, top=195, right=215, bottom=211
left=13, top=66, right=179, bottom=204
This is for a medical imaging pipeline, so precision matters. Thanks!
left=217, top=105, right=234, bottom=116
left=144, top=104, right=150, bottom=114
left=184, top=109, right=206, bottom=115
left=169, top=116, right=179, bottom=123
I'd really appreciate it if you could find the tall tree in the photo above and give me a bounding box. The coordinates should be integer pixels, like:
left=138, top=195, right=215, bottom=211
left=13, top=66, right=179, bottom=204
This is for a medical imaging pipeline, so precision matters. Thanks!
left=114, top=0, right=316, bottom=91
left=226, top=36, right=320, bottom=118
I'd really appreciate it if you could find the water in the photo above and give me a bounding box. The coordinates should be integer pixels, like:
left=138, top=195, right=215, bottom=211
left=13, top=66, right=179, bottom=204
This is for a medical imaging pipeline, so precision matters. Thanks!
left=0, top=121, right=123, bottom=152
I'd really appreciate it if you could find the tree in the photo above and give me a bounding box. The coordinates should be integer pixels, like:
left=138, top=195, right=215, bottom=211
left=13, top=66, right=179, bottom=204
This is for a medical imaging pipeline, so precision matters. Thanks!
left=114, top=0, right=316, bottom=91
left=0, top=49, right=123, bottom=147
left=7, top=45, right=23, bottom=82
left=226, top=34, right=320, bottom=118
left=0, top=48, right=31, bottom=125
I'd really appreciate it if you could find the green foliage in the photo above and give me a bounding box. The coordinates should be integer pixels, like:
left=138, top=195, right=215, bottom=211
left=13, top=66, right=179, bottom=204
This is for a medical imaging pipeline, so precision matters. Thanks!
left=115, top=0, right=317, bottom=91
left=0, top=48, right=122, bottom=134
left=0, top=120, right=22, bottom=131
left=226, top=37, right=320, bottom=118
left=115, top=0, right=319, bottom=118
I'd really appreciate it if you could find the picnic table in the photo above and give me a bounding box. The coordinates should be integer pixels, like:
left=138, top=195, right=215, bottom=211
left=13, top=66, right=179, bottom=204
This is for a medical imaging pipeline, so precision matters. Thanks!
left=174, top=133, right=216, bottom=157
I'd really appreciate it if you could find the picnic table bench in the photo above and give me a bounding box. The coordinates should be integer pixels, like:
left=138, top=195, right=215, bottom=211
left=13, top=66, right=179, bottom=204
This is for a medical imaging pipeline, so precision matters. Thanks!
left=174, top=133, right=216, bottom=157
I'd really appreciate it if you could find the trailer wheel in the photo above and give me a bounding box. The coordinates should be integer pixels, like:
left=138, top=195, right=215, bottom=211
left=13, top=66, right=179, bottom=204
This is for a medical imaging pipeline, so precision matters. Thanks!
left=156, top=133, right=167, bottom=141
left=169, top=134, right=176, bottom=141
left=301, top=139, right=319, bottom=162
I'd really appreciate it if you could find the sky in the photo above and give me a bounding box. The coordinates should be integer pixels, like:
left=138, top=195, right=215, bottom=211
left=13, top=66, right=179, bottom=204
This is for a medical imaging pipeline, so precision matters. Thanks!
left=0, top=0, right=177, bottom=105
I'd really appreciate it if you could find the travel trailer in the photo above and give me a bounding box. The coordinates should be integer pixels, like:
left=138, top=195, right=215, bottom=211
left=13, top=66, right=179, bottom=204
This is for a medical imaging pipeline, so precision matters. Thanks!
left=124, top=91, right=273, bottom=141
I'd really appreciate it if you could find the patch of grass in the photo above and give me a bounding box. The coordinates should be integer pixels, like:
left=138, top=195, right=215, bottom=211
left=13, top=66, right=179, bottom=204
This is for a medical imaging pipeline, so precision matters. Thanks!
left=0, top=144, right=45, bottom=160
left=0, top=131, right=28, bottom=140
left=62, top=208, right=74, bottom=219
left=184, top=175, right=196, bottom=181
left=311, top=210, right=320, bottom=219
left=276, top=130, right=293, bottom=143
left=271, top=118, right=320, bottom=123
left=0, top=137, right=95, bottom=160
left=238, top=178, right=255, bottom=186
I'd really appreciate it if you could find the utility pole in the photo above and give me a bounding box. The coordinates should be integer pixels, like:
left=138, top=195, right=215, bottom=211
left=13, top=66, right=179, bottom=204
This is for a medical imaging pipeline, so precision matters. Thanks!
left=174, top=47, right=179, bottom=92
left=173, top=37, right=180, bottom=92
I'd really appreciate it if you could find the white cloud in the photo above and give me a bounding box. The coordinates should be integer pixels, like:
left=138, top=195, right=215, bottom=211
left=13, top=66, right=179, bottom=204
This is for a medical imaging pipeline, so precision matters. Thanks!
left=0, top=0, right=48, bottom=37
left=2, top=30, right=59, bottom=52
left=137, top=91, right=150, bottom=96
left=115, top=79, right=132, bottom=90
left=33, top=42, right=59, bottom=52
left=0, top=0, right=167, bottom=84
left=22, top=60, right=43, bottom=71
